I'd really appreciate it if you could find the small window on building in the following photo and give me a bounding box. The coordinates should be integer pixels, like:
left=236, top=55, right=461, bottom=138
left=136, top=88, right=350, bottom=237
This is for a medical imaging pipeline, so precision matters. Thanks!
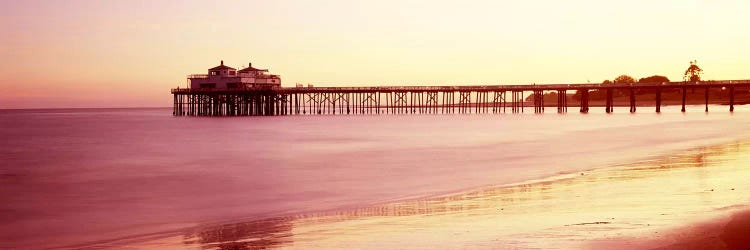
left=211, top=71, right=219, bottom=76
left=227, top=83, right=239, bottom=88
left=200, top=83, right=216, bottom=88
left=229, top=71, right=235, bottom=75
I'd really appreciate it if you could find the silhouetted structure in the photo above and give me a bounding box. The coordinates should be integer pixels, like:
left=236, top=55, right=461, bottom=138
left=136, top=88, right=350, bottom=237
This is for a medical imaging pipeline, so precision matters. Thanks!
left=172, top=80, right=750, bottom=116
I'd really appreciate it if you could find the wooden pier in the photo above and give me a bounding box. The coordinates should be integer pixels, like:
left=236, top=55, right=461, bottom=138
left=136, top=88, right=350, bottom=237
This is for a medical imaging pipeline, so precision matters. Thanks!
left=171, top=80, right=750, bottom=116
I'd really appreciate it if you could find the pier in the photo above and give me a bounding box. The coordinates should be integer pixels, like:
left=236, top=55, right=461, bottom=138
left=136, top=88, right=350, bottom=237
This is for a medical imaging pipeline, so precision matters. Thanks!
left=171, top=80, right=750, bottom=116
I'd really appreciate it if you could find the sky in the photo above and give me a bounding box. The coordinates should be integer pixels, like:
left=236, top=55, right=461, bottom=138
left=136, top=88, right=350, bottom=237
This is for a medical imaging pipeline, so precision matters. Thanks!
left=1, top=0, right=749, bottom=108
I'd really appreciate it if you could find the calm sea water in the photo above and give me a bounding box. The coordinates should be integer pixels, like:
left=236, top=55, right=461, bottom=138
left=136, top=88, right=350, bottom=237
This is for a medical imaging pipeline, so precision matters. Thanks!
left=1, top=105, right=750, bottom=248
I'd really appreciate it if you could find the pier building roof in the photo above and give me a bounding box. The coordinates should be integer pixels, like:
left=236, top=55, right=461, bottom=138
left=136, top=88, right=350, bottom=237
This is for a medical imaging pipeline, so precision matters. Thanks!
left=238, top=63, right=268, bottom=72
left=209, top=60, right=236, bottom=70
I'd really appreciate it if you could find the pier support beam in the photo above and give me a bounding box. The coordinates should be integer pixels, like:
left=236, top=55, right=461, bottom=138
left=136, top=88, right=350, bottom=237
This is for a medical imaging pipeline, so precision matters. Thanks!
left=533, top=90, right=544, bottom=113
left=459, top=91, right=471, bottom=114
left=730, top=86, right=735, bottom=112
left=511, top=91, right=523, bottom=113
left=605, top=89, right=613, bottom=113
left=681, top=86, right=687, bottom=112
left=579, top=89, right=589, bottom=113
left=629, top=88, right=636, bottom=113
left=655, top=88, right=662, bottom=113
left=557, top=90, right=567, bottom=113
left=492, top=91, right=502, bottom=113
left=705, top=86, right=709, bottom=112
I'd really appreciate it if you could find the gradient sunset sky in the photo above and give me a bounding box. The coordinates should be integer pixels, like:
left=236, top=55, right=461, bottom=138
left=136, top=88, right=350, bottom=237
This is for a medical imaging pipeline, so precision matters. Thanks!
left=1, top=0, right=749, bottom=108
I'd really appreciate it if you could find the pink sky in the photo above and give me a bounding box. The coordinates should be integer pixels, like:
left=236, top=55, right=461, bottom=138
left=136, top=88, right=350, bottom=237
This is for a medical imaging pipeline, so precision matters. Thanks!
left=1, top=0, right=749, bottom=108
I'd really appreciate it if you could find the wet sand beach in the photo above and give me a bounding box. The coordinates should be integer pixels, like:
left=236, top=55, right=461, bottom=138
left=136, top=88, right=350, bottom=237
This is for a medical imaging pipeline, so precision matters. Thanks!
left=121, top=140, right=750, bottom=249
left=591, top=208, right=750, bottom=249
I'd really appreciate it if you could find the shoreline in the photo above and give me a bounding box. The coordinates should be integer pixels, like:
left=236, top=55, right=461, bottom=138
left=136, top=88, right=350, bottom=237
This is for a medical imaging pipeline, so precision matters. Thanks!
left=106, top=138, right=750, bottom=249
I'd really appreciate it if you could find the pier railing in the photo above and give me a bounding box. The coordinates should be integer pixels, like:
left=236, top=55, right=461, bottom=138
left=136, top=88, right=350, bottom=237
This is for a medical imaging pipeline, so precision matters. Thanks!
left=187, top=74, right=209, bottom=79
left=173, top=80, right=750, bottom=93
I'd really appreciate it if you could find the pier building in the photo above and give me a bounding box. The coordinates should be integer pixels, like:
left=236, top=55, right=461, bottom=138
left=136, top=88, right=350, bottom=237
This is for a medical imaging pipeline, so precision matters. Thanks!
left=188, top=61, right=281, bottom=89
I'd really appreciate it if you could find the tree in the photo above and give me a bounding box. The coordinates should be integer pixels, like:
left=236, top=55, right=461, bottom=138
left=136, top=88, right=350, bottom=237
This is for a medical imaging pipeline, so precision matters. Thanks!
left=684, top=60, right=703, bottom=83
left=613, top=75, right=636, bottom=84
left=637, top=75, right=670, bottom=94
left=638, top=75, right=670, bottom=83
left=610, top=75, right=635, bottom=97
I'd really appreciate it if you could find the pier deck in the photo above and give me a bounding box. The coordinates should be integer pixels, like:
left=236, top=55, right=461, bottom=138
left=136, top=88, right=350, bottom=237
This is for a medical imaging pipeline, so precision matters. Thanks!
left=171, top=80, right=750, bottom=116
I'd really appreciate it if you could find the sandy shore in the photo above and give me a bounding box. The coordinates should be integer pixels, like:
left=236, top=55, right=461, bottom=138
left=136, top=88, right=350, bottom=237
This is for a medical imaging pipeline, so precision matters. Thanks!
left=589, top=206, right=750, bottom=249
left=101, top=140, right=750, bottom=249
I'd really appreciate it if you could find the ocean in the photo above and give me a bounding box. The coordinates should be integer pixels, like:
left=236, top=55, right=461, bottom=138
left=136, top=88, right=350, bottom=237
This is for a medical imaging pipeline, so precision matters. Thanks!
left=2, top=105, right=750, bottom=249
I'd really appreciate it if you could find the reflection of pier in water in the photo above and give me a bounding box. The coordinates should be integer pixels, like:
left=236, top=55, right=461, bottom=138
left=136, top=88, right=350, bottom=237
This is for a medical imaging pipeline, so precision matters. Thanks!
left=171, top=80, right=750, bottom=116
left=180, top=142, right=744, bottom=249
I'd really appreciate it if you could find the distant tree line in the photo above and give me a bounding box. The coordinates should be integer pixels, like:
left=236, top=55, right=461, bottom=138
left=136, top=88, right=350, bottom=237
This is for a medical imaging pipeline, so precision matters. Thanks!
left=569, top=75, right=670, bottom=101
left=527, top=61, right=708, bottom=102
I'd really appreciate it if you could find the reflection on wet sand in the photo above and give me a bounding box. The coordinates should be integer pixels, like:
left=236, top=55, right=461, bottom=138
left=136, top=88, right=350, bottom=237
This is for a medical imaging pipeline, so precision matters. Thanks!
left=183, top=217, right=294, bottom=249
left=174, top=141, right=750, bottom=249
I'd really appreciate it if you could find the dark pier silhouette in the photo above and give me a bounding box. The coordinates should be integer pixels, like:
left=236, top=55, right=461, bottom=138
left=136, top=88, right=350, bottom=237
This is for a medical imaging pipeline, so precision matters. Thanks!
left=171, top=80, right=750, bottom=116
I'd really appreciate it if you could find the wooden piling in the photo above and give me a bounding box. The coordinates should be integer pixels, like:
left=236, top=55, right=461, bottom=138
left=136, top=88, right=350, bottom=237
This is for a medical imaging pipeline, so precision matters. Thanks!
left=704, top=86, right=709, bottom=112
left=609, top=89, right=612, bottom=113
left=681, top=86, right=687, bottom=112
left=629, top=88, right=636, bottom=113
left=655, top=87, right=662, bottom=113
left=730, top=86, right=735, bottom=112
